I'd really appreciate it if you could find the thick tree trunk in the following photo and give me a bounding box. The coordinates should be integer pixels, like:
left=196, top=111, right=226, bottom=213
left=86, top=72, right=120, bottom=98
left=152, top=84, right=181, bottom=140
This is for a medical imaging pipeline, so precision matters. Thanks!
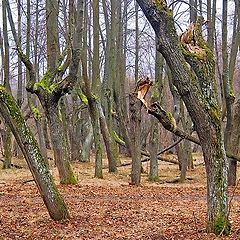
left=203, top=135, right=229, bottom=233
left=0, top=86, right=70, bottom=220
left=136, top=1, right=230, bottom=234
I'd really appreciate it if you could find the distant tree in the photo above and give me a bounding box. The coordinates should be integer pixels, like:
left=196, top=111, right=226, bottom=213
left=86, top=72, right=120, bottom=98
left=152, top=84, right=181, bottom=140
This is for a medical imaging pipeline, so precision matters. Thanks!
left=2, top=0, right=12, bottom=169
left=148, top=45, right=163, bottom=182
left=225, top=0, right=240, bottom=186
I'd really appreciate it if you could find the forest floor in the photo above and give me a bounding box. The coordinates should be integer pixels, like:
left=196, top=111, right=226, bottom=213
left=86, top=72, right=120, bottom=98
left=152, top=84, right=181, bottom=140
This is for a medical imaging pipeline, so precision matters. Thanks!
left=1, top=153, right=240, bottom=240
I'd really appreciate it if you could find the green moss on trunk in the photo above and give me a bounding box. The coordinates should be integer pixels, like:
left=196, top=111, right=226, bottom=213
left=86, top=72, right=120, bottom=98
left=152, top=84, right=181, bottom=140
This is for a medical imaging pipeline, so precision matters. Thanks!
left=213, top=215, right=231, bottom=235
left=0, top=85, right=70, bottom=220
left=60, top=169, right=78, bottom=185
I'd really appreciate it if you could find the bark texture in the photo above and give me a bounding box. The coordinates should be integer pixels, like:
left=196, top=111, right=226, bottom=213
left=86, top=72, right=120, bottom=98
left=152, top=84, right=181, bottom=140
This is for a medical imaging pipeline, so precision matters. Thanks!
left=129, top=94, right=142, bottom=185
left=137, top=0, right=230, bottom=234
left=0, top=86, right=69, bottom=221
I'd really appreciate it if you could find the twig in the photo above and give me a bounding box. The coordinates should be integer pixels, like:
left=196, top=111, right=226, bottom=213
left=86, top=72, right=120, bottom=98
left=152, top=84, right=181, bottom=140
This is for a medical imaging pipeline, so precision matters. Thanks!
left=158, top=138, right=184, bottom=155
left=22, top=179, right=34, bottom=184
left=104, top=155, right=178, bottom=169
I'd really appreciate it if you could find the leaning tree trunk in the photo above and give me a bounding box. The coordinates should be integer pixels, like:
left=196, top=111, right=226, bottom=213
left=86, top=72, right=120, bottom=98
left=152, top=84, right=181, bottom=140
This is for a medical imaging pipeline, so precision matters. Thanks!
left=0, top=86, right=69, bottom=220
left=137, top=1, right=230, bottom=235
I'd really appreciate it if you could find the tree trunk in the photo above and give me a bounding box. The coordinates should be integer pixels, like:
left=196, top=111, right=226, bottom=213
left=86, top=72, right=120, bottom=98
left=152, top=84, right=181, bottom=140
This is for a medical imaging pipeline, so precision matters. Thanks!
left=98, top=103, right=118, bottom=172
left=43, top=118, right=51, bottom=149
left=0, top=86, right=70, bottom=220
left=228, top=98, right=240, bottom=186
left=135, top=1, right=139, bottom=82
left=89, top=100, right=103, bottom=178
left=81, top=55, right=103, bottom=177
left=70, top=95, right=82, bottom=162
left=79, top=121, right=93, bottom=162
left=46, top=102, right=77, bottom=184
left=2, top=127, right=12, bottom=169
left=136, top=1, right=230, bottom=234
left=149, top=117, right=159, bottom=181
left=222, top=0, right=234, bottom=188
left=226, top=0, right=240, bottom=186
left=35, top=118, right=48, bottom=162
left=129, top=94, right=142, bottom=185
left=2, top=0, right=12, bottom=168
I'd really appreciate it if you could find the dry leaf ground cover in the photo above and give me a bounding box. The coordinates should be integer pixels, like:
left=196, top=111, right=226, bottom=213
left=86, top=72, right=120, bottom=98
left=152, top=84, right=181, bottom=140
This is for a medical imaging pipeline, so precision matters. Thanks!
left=1, top=154, right=240, bottom=240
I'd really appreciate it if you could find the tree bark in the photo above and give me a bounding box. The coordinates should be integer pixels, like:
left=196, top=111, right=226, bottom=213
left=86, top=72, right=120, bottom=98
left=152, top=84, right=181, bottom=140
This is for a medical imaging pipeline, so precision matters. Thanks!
left=45, top=100, right=77, bottom=184
left=136, top=1, right=230, bottom=234
left=129, top=94, right=142, bottom=185
left=79, top=120, right=93, bottom=162
left=149, top=117, right=159, bottom=181
left=0, top=86, right=69, bottom=221
left=228, top=98, right=240, bottom=186
left=226, top=0, right=240, bottom=186
left=2, top=0, right=13, bottom=169
left=5, top=0, right=81, bottom=184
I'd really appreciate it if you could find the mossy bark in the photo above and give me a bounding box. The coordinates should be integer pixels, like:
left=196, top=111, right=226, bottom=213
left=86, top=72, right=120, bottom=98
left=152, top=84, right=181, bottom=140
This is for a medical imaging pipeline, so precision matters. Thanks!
left=0, top=86, right=70, bottom=220
left=136, top=0, right=230, bottom=234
